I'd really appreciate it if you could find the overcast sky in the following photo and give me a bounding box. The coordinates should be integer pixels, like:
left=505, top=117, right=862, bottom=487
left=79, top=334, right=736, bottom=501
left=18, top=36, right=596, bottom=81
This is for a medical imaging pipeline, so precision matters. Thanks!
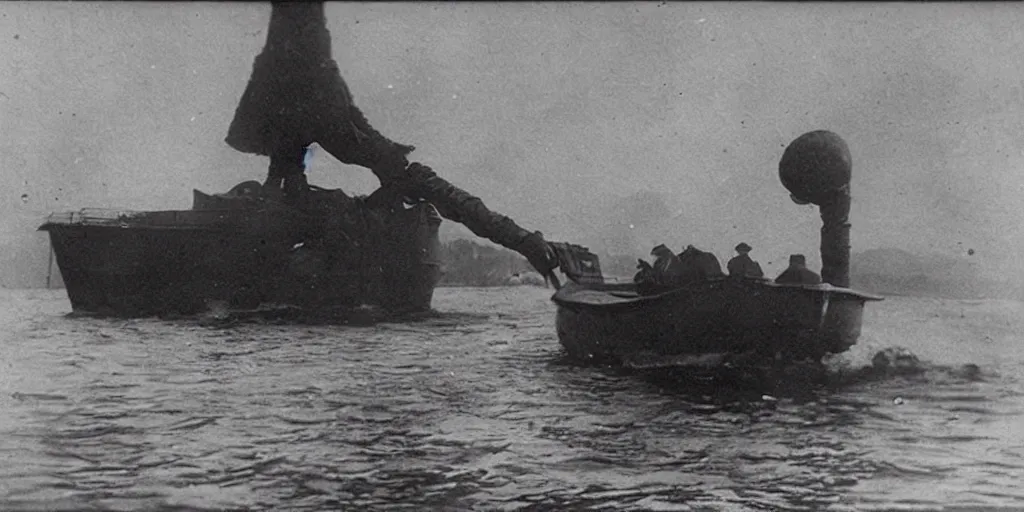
left=2, top=2, right=1022, bottom=281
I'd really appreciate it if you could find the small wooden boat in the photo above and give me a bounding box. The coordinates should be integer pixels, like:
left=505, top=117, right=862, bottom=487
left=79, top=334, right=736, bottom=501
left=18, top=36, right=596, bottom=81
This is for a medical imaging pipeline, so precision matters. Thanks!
left=550, top=131, right=884, bottom=368
left=552, top=278, right=881, bottom=367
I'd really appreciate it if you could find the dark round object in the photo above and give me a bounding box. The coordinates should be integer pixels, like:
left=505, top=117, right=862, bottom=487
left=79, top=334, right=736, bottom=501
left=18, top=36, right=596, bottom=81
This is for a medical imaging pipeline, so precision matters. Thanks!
left=779, top=130, right=852, bottom=204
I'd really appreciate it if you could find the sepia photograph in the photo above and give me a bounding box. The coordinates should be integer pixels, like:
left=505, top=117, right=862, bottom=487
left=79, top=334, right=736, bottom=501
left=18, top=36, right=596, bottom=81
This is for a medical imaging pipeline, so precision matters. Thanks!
left=1, top=1, right=1022, bottom=510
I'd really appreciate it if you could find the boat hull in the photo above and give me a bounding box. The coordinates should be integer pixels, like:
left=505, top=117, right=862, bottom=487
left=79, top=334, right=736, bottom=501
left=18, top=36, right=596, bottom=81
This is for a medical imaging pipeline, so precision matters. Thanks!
left=40, top=200, right=443, bottom=318
left=552, top=278, right=881, bottom=366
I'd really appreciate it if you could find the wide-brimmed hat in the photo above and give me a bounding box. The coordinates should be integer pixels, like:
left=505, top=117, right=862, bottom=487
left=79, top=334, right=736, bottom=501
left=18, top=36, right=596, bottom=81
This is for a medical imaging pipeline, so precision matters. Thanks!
left=735, top=242, right=752, bottom=253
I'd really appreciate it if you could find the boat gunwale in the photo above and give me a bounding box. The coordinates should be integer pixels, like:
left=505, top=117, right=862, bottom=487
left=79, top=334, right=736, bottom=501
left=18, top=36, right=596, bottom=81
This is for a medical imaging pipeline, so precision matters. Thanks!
left=551, top=278, right=884, bottom=312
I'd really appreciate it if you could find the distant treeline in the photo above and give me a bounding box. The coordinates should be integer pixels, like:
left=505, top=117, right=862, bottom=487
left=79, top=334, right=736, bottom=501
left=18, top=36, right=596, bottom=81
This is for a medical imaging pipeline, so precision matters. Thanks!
left=438, top=239, right=542, bottom=287
left=600, top=247, right=1024, bottom=301
left=852, top=273, right=1024, bottom=301
left=438, top=239, right=672, bottom=287
left=14, top=234, right=1024, bottom=301
left=850, top=248, right=1023, bottom=300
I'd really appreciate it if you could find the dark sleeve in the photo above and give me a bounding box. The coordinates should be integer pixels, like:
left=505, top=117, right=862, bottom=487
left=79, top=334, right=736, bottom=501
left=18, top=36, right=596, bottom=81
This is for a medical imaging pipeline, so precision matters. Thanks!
left=400, top=163, right=539, bottom=253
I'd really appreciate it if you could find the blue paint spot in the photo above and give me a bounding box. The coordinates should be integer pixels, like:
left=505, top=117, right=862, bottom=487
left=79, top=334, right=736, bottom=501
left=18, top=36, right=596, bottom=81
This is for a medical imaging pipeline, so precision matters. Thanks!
left=303, top=145, right=316, bottom=170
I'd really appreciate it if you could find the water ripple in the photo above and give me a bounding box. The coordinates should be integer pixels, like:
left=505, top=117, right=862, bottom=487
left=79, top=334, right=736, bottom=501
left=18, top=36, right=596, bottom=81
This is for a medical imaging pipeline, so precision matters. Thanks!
left=1, top=289, right=1023, bottom=510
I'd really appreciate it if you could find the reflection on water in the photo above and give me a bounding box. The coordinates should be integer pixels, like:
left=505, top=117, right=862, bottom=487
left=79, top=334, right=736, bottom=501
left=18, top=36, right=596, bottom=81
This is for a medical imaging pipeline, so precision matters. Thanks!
left=1, top=287, right=1023, bottom=511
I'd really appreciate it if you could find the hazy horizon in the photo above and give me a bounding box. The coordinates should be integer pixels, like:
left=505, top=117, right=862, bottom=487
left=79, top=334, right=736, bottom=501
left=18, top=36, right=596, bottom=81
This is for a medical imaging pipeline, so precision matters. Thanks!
left=3, top=2, right=1023, bottom=287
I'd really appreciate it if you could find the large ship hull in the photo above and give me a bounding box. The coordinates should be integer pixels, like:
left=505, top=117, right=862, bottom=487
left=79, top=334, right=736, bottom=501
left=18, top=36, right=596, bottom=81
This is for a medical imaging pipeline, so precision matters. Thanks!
left=39, top=186, right=443, bottom=319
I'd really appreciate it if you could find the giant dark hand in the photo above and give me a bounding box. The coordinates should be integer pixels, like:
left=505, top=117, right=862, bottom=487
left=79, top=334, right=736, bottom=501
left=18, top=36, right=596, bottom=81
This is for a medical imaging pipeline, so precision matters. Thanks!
left=514, top=230, right=560, bottom=280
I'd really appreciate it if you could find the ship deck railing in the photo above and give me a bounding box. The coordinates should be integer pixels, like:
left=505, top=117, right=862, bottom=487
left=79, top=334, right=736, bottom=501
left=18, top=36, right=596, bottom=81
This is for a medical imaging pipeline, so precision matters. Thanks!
left=39, top=208, right=255, bottom=231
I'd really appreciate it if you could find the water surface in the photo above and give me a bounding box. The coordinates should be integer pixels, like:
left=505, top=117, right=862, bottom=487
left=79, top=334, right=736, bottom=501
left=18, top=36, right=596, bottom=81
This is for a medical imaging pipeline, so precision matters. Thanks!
left=1, top=287, right=1021, bottom=511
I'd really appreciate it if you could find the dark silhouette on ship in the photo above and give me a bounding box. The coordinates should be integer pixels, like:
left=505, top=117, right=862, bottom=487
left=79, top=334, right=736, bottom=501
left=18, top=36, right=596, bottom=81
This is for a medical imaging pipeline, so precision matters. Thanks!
left=39, top=2, right=577, bottom=321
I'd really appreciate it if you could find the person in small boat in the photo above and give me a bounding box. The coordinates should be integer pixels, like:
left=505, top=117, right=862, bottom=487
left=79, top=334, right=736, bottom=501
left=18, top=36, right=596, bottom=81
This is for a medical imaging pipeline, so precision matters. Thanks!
left=633, top=259, right=660, bottom=295
left=677, top=244, right=726, bottom=281
left=651, top=244, right=686, bottom=285
left=774, top=254, right=822, bottom=285
left=727, top=242, right=764, bottom=278
left=634, top=259, right=655, bottom=282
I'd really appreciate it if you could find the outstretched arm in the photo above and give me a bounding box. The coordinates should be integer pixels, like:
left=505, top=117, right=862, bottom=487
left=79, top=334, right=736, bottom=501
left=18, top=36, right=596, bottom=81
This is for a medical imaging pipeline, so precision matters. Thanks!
left=390, top=162, right=560, bottom=281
